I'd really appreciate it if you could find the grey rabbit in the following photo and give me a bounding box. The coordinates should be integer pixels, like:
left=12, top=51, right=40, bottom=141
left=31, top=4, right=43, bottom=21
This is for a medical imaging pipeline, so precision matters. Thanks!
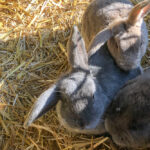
left=105, top=68, right=150, bottom=148
left=24, top=25, right=141, bottom=134
left=82, top=0, right=150, bottom=71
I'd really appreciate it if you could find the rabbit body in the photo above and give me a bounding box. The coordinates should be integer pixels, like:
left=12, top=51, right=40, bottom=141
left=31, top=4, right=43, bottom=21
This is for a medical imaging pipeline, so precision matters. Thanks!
left=56, top=42, right=141, bottom=134
left=82, top=0, right=149, bottom=71
left=24, top=26, right=141, bottom=134
left=105, top=68, right=150, bottom=148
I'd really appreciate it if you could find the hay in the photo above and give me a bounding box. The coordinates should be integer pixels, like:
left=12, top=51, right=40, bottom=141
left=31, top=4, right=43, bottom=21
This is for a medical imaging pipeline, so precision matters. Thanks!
left=0, top=0, right=149, bottom=150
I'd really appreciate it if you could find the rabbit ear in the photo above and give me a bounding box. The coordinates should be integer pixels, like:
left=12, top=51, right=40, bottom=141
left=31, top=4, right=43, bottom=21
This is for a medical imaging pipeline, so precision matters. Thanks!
left=127, top=0, right=150, bottom=25
left=88, top=28, right=112, bottom=57
left=67, top=25, right=88, bottom=70
left=24, top=84, right=59, bottom=128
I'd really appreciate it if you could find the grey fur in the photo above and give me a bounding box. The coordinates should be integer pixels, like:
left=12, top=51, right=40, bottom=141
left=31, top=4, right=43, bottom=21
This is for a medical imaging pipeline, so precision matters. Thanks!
left=24, top=26, right=141, bottom=134
left=82, top=0, right=150, bottom=71
left=105, top=68, right=150, bottom=148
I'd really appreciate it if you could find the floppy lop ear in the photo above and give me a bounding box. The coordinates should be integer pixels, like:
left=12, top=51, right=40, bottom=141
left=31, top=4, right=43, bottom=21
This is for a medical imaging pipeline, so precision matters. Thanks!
left=24, top=84, right=59, bottom=128
left=127, top=0, right=150, bottom=25
left=24, top=26, right=88, bottom=128
left=67, top=25, right=88, bottom=70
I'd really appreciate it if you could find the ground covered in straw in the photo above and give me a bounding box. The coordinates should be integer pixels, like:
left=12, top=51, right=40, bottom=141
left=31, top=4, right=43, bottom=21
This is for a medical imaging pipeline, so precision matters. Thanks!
left=0, top=0, right=150, bottom=150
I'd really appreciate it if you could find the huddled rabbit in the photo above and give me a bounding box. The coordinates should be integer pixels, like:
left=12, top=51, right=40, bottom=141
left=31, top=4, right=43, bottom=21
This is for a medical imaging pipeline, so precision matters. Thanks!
left=23, top=0, right=150, bottom=148
left=24, top=25, right=141, bottom=134
left=105, top=68, right=150, bottom=148
left=82, top=0, right=150, bottom=71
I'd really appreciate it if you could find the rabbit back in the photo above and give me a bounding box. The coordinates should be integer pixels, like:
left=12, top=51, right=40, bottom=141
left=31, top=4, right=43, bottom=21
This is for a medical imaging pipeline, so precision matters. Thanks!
left=89, top=43, right=141, bottom=99
left=105, top=69, right=150, bottom=148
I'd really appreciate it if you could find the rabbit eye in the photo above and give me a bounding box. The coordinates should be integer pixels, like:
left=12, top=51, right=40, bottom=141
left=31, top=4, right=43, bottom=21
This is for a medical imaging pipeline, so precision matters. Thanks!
left=123, top=22, right=127, bottom=31
left=93, top=95, right=95, bottom=99
left=114, top=37, right=119, bottom=49
left=116, top=43, right=119, bottom=49
left=115, top=41, right=119, bottom=49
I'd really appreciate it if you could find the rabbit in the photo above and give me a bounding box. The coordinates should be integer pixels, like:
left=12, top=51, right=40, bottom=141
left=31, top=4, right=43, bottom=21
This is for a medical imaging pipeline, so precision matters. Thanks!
left=105, top=68, right=150, bottom=148
left=82, top=0, right=150, bottom=71
left=24, top=25, right=141, bottom=134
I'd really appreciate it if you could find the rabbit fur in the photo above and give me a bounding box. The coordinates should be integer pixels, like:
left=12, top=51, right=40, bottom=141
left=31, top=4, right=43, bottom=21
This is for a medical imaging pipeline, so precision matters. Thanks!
left=24, top=26, right=141, bottom=134
left=105, top=68, right=150, bottom=148
left=82, top=0, right=150, bottom=71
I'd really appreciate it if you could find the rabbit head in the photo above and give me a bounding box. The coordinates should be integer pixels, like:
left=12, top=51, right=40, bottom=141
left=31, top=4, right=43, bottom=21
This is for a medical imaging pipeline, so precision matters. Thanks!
left=107, top=0, right=150, bottom=71
left=105, top=69, right=150, bottom=148
left=24, top=26, right=106, bottom=134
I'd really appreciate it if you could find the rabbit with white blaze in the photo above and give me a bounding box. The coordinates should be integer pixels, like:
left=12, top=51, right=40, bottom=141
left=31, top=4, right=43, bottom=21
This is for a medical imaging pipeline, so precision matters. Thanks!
left=105, top=68, right=150, bottom=148
left=24, top=26, right=141, bottom=134
left=82, top=0, right=150, bottom=71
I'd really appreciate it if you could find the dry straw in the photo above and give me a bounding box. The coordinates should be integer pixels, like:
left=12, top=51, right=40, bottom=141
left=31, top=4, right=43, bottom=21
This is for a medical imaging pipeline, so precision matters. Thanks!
left=0, top=0, right=149, bottom=150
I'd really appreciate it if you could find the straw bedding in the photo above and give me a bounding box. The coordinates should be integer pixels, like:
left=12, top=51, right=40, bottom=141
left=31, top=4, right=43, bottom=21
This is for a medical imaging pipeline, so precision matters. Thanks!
left=0, top=0, right=149, bottom=150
